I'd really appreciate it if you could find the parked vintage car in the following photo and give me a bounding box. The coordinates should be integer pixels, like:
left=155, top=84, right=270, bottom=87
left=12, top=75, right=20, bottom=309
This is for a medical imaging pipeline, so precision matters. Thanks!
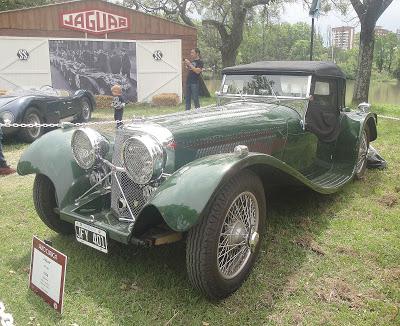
left=0, top=87, right=95, bottom=142
left=17, top=61, right=377, bottom=299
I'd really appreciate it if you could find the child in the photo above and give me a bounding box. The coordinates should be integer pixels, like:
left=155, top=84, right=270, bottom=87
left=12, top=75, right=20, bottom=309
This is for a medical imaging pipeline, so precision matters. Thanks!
left=111, top=84, right=126, bottom=128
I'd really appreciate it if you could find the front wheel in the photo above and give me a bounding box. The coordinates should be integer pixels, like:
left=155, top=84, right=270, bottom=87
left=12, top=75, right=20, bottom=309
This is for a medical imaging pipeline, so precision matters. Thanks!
left=19, top=107, right=44, bottom=143
left=77, top=97, right=92, bottom=122
left=186, top=170, right=266, bottom=299
left=33, top=174, right=74, bottom=234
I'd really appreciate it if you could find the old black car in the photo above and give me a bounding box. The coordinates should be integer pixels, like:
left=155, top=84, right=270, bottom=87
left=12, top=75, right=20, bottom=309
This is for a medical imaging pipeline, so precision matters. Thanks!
left=0, top=87, right=95, bottom=142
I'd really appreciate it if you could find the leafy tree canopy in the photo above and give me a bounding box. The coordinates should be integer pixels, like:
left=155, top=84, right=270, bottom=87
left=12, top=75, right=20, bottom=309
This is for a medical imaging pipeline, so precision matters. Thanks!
left=0, top=0, right=51, bottom=11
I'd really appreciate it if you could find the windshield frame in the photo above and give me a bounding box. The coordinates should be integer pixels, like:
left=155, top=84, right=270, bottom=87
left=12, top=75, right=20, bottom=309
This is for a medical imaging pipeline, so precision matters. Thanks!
left=218, top=74, right=312, bottom=101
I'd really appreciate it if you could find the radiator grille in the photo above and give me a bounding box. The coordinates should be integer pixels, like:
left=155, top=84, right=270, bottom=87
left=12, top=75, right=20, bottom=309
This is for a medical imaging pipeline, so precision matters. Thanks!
left=111, top=131, right=147, bottom=220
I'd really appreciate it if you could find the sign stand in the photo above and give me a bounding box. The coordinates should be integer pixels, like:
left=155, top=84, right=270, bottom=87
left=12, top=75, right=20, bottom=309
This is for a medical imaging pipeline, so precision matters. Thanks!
left=29, top=236, right=67, bottom=313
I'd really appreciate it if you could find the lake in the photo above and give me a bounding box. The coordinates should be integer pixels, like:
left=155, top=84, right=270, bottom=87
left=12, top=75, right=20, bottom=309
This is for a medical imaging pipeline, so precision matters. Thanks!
left=204, top=79, right=400, bottom=106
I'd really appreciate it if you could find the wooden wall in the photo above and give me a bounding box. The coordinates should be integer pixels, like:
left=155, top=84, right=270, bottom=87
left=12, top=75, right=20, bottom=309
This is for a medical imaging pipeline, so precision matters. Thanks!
left=0, top=0, right=197, bottom=87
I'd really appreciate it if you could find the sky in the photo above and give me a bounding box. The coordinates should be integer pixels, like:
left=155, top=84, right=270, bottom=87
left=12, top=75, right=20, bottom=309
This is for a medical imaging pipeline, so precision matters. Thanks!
left=281, top=0, right=400, bottom=41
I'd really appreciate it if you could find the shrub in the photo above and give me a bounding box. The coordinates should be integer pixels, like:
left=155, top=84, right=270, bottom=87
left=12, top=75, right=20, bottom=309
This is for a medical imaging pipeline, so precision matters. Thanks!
left=95, top=95, right=113, bottom=109
left=152, top=93, right=180, bottom=107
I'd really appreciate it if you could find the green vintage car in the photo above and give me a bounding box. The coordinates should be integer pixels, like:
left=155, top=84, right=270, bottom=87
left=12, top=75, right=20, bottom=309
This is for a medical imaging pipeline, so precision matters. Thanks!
left=18, top=61, right=377, bottom=299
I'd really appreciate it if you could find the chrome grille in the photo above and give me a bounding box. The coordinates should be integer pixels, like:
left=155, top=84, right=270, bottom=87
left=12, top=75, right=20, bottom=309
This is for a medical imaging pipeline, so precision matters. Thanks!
left=111, top=131, right=147, bottom=220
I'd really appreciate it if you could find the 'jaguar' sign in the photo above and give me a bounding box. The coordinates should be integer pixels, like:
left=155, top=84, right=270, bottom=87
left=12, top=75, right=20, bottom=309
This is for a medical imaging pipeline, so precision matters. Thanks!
left=60, top=9, right=129, bottom=34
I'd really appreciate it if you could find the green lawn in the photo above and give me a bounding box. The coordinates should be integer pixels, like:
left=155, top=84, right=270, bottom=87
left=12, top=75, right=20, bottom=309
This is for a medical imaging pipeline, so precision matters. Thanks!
left=0, top=103, right=399, bottom=325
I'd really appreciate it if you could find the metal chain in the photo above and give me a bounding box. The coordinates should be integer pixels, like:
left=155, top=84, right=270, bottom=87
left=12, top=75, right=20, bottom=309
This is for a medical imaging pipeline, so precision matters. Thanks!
left=0, top=118, right=136, bottom=128
left=1, top=114, right=398, bottom=129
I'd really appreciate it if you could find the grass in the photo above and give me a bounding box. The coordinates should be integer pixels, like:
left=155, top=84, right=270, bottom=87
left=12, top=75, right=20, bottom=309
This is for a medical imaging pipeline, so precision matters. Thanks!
left=0, top=102, right=399, bottom=325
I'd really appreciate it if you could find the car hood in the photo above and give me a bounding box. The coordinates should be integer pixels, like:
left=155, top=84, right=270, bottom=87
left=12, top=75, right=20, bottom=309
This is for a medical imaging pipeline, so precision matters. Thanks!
left=148, top=101, right=289, bottom=143
left=142, top=101, right=292, bottom=168
left=0, top=96, right=18, bottom=109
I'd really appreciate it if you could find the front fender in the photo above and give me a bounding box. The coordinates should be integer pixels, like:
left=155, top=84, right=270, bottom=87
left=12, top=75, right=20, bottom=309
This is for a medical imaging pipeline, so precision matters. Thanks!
left=145, top=152, right=328, bottom=232
left=17, top=128, right=90, bottom=208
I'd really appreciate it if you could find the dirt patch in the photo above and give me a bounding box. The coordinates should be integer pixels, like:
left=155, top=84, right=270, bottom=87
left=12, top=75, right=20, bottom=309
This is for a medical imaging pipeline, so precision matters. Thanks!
left=120, top=279, right=141, bottom=292
left=293, top=234, right=325, bottom=256
left=378, top=193, right=398, bottom=208
left=383, top=267, right=400, bottom=282
left=315, top=277, right=363, bottom=309
left=336, top=246, right=358, bottom=257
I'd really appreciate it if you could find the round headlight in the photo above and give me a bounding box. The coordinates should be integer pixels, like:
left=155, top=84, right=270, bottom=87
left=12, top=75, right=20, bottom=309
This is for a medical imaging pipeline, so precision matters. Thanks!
left=0, top=111, right=15, bottom=124
left=71, top=128, right=109, bottom=170
left=122, top=135, right=164, bottom=185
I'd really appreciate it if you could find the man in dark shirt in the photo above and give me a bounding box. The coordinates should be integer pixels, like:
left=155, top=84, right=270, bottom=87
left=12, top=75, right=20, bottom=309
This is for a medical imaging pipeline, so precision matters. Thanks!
left=184, top=48, right=203, bottom=110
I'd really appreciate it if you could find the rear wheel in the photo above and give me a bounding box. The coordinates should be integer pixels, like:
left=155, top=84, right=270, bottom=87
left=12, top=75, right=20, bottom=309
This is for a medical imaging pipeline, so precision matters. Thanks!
left=355, top=126, right=370, bottom=179
left=33, top=174, right=73, bottom=234
left=186, top=170, right=266, bottom=299
left=19, top=107, right=44, bottom=143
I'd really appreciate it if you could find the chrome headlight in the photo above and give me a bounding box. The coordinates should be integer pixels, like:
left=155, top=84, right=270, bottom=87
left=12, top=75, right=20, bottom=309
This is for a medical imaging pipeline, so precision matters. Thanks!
left=71, top=128, right=109, bottom=170
left=122, top=135, right=164, bottom=185
left=0, top=111, right=15, bottom=124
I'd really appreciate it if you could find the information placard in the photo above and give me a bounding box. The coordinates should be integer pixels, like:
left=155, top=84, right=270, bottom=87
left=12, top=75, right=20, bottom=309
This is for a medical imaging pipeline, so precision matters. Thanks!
left=29, top=236, right=67, bottom=313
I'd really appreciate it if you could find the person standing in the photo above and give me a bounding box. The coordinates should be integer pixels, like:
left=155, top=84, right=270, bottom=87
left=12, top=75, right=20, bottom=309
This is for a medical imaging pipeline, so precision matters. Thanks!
left=0, top=127, right=16, bottom=176
left=111, top=84, right=126, bottom=128
left=184, top=48, right=204, bottom=110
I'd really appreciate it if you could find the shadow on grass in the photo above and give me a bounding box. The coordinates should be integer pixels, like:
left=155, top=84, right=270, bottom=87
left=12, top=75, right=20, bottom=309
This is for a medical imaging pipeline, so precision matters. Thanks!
left=10, top=186, right=355, bottom=324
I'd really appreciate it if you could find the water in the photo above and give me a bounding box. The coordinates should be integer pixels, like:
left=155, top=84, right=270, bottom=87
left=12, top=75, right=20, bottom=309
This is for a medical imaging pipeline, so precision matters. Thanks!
left=204, top=79, right=400, bottom=106
left=346, top=80, right=400, bottom=106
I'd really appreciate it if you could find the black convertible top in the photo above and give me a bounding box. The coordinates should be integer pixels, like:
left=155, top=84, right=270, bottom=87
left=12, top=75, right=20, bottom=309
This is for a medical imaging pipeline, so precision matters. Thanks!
left=222, top=61, right=346, bottom=79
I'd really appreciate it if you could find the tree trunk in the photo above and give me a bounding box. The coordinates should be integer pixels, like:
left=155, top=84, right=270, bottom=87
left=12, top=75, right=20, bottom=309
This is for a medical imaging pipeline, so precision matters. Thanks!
left=352, top=23, right=375, bottom=104
left=221, top=47, right=238, bottom=67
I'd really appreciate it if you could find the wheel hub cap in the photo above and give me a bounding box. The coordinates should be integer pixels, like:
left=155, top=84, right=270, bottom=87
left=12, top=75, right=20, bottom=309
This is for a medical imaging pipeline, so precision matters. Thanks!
left=226, top=220, right=247, bottom=246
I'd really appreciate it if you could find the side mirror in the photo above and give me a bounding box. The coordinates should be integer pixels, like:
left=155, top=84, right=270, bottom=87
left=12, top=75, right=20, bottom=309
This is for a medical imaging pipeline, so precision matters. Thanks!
left=357, top=102, right=371, bottom=113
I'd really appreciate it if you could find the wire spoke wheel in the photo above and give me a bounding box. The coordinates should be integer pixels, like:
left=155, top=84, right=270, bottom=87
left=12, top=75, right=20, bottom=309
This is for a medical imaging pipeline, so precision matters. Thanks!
left=217, top=191, right=259, bottom=279
left=186, top=170, right=266, bottom=299
left=356, top=129, right=369, bottom=176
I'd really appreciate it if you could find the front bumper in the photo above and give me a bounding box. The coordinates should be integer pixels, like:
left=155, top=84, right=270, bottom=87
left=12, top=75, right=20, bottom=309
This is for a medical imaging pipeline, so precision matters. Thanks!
left=60, top=190, right=134, bottom=244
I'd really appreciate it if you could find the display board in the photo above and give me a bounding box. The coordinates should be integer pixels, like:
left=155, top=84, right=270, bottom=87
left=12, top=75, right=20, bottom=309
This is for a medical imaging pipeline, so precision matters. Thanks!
left=49, top=39, right=137, bottom=101
left=0, top=37, right=182, bottom=103
left=29, top=236, right=67, bottom=313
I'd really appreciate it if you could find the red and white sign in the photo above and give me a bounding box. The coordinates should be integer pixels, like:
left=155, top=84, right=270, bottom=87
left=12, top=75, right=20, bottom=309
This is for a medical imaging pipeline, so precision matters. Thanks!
left=60, top=9, right=130, bottom=34
left=29, top=236, right=67, bottom=314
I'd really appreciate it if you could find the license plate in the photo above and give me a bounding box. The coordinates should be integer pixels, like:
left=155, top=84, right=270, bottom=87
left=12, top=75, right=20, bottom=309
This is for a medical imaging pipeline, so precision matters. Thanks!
left=75, top=221, right=108, bottom=253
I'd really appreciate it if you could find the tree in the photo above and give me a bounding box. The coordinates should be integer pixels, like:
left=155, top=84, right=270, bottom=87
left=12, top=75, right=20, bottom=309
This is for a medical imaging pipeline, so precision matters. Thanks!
left=201, top=0, right=277, bottom=67
left=350, top=0, right=393, bottom=103
left=0, top=0, right=51, bottom=11
left=126, top=0, right=279, bottom=67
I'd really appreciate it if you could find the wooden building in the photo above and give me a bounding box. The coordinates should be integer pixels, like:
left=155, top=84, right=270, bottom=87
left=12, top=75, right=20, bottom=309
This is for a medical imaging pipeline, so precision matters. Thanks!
left=0, top=0, right=197, bottom=101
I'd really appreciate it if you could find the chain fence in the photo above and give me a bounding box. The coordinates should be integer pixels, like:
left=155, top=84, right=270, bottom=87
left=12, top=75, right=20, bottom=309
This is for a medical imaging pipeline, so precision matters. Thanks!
left=0, top=118, right=138, bottom=134
left=0, top=114, right=398, bottom=132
